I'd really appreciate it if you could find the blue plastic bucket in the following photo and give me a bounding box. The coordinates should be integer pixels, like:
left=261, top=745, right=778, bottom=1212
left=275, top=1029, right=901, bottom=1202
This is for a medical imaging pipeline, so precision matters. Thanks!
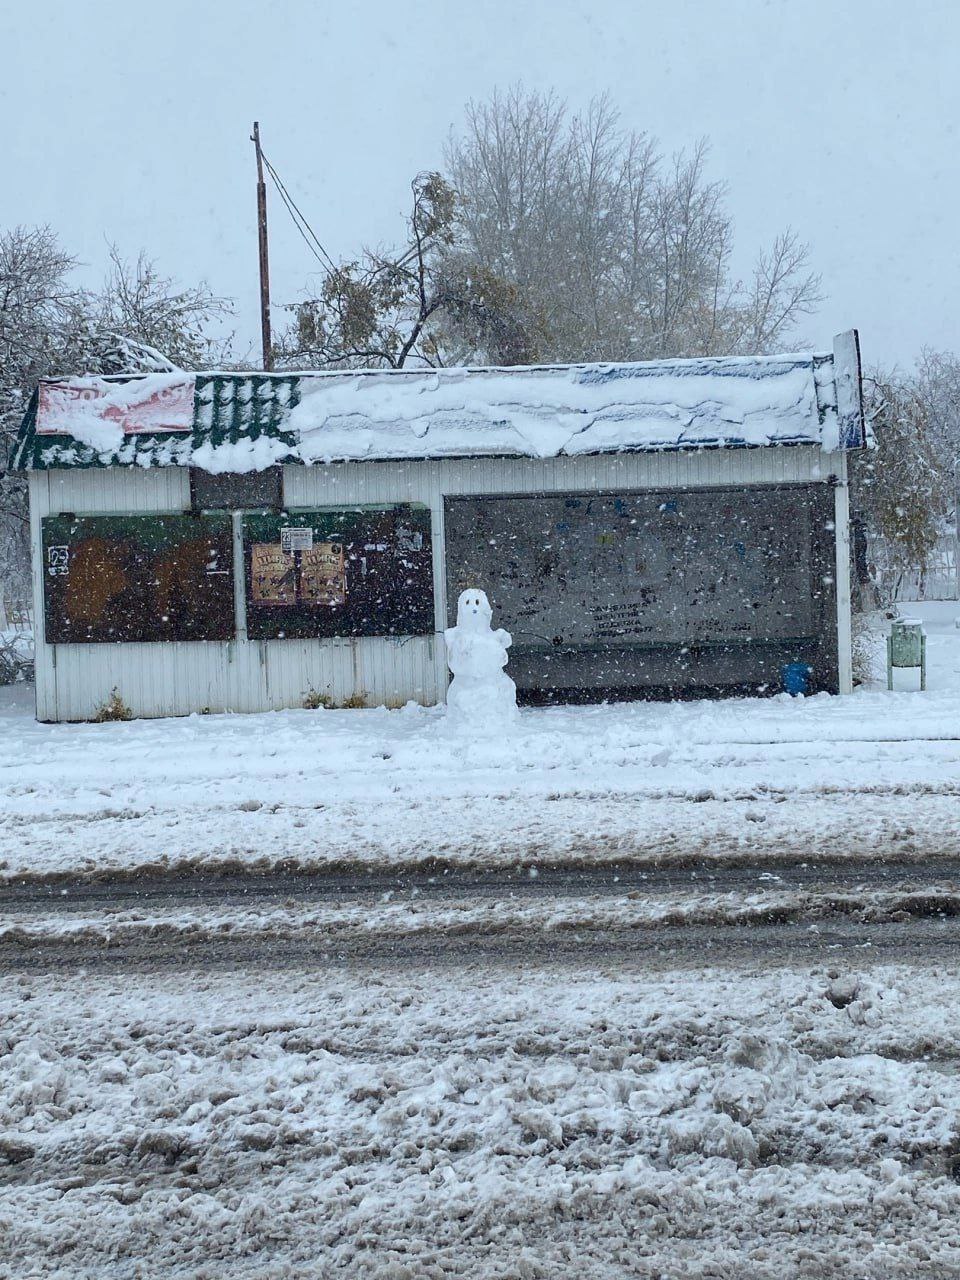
left=781, top=662, right=812, bottom=696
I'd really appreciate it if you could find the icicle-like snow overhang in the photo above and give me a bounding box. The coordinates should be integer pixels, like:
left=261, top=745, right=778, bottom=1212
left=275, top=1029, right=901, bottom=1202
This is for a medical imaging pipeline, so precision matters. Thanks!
left=9, top=332, right=867, bottom=473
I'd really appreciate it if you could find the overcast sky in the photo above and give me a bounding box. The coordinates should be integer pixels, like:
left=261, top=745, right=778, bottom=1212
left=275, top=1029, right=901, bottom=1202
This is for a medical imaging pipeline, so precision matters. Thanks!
left=4, top=0, right=958, bottom=369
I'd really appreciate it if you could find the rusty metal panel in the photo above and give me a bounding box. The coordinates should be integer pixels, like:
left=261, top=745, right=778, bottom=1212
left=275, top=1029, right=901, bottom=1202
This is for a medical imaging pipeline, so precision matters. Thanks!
left=191, top=467, right=282, bottom=511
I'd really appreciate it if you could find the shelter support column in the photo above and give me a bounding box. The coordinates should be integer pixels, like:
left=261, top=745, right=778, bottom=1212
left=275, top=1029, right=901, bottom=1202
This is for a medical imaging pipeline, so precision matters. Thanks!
left=833, top=457, right=853, bottom=694
left=28, top=472, right=56, bottom=721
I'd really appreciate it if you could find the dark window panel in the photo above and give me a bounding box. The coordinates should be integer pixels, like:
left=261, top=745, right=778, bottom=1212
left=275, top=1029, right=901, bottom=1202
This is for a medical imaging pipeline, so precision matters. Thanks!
left=243, top=505, right=434, bottom=640
left=443, top=484, right=838, bottom=698
left=190, top=467, right=282, bottom=512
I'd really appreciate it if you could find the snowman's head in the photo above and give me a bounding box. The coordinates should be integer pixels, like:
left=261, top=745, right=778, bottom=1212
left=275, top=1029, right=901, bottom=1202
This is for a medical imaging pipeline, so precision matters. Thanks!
left=456, top=588, right=493, bottom=632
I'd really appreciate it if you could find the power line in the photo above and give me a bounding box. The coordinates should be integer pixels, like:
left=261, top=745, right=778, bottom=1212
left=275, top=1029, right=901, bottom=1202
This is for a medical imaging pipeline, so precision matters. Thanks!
left=259, top=150, right=338, bottom=276
left=261, top=155, right=328, bottom=272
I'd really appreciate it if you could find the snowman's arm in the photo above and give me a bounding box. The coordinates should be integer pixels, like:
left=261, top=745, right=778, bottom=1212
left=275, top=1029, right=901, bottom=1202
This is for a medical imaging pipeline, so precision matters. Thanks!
left=494, top=628, right=512, bottom=649
left=443, top=627, right=457, bottom=646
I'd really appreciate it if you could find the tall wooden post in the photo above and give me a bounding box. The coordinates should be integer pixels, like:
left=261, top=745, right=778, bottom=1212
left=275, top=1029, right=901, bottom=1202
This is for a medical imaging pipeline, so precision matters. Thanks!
left=252, top=122, right=273, bottom=371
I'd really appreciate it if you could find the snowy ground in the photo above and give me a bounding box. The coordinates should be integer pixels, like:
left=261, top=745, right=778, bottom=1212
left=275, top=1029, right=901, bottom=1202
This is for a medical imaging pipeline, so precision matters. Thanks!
left=1, top=602, right=958, bottom=881
left=3, top=963, right=960, bottom=1277
left=3, top=606, right=960, bottom=1276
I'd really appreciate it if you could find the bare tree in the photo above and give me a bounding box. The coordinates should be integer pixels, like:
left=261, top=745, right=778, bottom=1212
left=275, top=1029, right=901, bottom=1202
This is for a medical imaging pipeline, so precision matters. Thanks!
left=78, top=247, right=233, bottom=373
left=278, top=89, right=820, bottom=371
left=853, top=371, right=953, bottom=590
left=914, top=349, right=960, bottom=468
left=0, top=227, right=80, bottom=598
left=444, top=87, right=822, bottom=362
left=740, top=231, right=822, bottom=354
left=0, top=226, right=78, bottom=441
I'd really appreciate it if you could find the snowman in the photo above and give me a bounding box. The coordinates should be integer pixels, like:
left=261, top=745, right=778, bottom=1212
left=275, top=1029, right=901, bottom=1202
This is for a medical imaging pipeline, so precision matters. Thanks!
left=444, top=588, right=518, bottom=728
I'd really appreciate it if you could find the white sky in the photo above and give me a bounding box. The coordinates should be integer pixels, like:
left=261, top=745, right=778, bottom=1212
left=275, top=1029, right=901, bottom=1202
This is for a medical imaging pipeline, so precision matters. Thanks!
left=4, top=0, right=959, bottom=369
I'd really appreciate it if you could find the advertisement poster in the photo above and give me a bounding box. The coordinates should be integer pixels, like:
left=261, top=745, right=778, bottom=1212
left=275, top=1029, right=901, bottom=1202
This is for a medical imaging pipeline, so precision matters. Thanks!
left=299, top=543, right=346, bottom=606
left=37, top=376, right=196, bottom=436
left=250, top=544, right=297, bottom=607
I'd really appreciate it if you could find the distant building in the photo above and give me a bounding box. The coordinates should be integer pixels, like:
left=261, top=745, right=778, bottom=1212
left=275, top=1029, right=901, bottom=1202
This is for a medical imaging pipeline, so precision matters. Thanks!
left=11, top=334, right=867, bottom=721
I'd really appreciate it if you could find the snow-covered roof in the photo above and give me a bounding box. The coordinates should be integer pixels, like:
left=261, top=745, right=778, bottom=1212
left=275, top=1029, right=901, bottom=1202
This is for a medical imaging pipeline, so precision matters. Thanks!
left=10, top=334, right=867, bottom=472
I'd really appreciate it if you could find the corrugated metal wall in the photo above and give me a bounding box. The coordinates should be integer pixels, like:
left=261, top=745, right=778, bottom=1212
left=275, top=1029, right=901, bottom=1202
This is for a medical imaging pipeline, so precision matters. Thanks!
left=30, top=448, right=848, bottom=720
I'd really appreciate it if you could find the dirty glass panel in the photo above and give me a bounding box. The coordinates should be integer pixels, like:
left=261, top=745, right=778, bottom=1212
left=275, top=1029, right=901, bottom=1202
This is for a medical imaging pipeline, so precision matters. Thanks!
left=444, top=485, right=836, bottom=698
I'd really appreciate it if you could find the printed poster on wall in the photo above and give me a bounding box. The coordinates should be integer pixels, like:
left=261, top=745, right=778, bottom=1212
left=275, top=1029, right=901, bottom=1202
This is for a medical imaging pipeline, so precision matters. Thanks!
left=250, top=541, right=346, bottom=608
left=250, top=544, right=297, bottom=607
left=300, top=544, right=346, bottom=606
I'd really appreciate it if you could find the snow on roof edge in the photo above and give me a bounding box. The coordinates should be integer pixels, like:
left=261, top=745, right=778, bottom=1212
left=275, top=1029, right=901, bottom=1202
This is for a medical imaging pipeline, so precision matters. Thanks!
left=15, top=338, right=867, bottom=472
left=32, top=349, right=831, bottom=393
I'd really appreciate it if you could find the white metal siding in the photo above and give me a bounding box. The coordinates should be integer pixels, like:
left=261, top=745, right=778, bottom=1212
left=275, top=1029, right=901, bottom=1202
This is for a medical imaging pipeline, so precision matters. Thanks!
left=30, top=448, right=848, bottom=720
left=39, top=467, right=191, bottom=515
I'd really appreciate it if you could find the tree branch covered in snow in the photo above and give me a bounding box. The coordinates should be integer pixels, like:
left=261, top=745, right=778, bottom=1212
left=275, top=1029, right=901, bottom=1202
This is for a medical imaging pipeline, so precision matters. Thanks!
left=276, top=173, right=532, bottom=369
left=89, top=248, right=233, bottom=374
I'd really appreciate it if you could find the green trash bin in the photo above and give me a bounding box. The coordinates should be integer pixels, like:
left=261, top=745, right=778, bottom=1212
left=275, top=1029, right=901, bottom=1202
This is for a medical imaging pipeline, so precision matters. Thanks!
left=887, top=618, right=926, bottom=691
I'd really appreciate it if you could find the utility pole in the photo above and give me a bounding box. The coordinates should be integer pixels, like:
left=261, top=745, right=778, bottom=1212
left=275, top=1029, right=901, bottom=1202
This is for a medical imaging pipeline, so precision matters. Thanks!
left=251, top=122, right=273, bottom=371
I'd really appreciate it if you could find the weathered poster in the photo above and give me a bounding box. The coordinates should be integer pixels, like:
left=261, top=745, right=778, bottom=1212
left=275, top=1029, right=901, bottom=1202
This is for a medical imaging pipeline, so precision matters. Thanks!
left=41, top=514, right=234, bottom=643
left=37, top=376, right=195, bottom=436
left=250, top=544, right=296, bottom=607
left=299, top=543, right=346, bottom=606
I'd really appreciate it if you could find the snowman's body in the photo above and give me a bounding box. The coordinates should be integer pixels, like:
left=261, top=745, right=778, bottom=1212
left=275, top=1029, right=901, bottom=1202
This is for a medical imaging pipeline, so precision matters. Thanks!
left=444, top=589, right=518, bottom=726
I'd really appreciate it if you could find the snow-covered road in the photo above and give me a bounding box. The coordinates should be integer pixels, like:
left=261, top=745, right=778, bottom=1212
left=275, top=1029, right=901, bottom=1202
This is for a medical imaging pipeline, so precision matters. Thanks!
left=2, top=607, right=959, bottom=1274
left=5, top=909, right=960, bottom=981
left=4, top=860, right=960, bottom=973
left=6, top=855, right=960, bottom=906
left=3, top=961, right=960, bottom=1277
